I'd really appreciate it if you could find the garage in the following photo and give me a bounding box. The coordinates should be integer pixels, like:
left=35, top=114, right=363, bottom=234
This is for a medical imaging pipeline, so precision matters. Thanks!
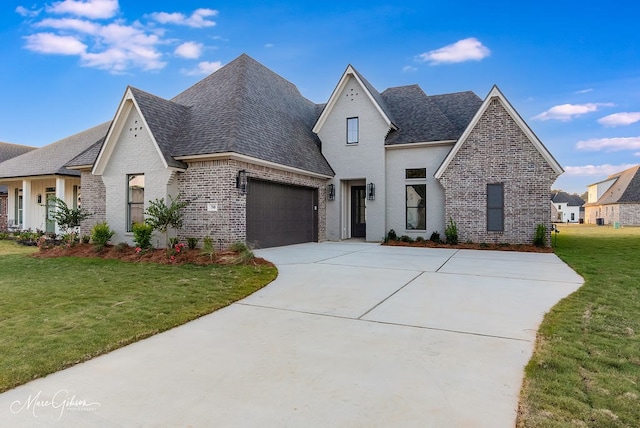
left=246, top=179, right=318, bottom=248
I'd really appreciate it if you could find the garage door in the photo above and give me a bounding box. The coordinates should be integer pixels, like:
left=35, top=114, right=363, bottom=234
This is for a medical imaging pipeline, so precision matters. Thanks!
left=246, top=179, right=318, bottom=248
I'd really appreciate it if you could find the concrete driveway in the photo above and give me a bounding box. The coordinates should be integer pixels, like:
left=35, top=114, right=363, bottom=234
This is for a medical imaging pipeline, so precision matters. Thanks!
left=0, top=242, right=583, bottom=427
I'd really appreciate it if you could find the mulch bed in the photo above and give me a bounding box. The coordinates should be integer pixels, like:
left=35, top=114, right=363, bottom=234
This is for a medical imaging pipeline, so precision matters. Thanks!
left=32, top=243, right=274, bottom=266
left=384, top=240, right=554, bottom=253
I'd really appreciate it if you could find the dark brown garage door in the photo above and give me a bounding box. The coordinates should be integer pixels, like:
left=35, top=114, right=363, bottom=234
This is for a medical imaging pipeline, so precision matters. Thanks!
left=246, top=179, right=318, bottom=248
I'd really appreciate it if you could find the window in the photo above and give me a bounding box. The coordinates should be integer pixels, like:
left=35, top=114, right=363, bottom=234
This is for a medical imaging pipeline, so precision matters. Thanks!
left=487, top=183, right=504, bottom=231
left=127, top=174, right=145, bottom=231
left=571, top=212, right=575, bottom=221
left=406, top=168, right=427, bottom=179
left=406, top=184, right=426, bottom=230
left=347, top=117, right=359, bottom=144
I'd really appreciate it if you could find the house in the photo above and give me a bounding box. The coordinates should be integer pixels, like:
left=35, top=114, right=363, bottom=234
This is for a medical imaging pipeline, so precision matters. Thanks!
left=584, top=165, right=640, bottom=225
left=0, top=142, right=37, bottom=230
left=0, top=126, right=108, bottom=233
left=551, top=191, right=584, bottom=223
left=0, top=54, right=563, bottom=247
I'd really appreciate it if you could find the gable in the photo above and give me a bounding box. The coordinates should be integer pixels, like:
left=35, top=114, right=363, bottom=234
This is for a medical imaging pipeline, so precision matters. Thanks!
left=435, top=86, right=563, bottom=179
left=93, top=88, right=179, bottom=175
left=313, top=65, right=396, bottom=134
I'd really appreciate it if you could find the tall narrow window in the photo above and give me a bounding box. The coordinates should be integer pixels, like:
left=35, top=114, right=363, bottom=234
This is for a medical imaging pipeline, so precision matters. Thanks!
left=406, top=184, right=426, bottom=230
left=487, top=183, right=504, bottom=231
left=127, top=174, right=145, bottom=231
left=347, top=117, right=359, bottom=144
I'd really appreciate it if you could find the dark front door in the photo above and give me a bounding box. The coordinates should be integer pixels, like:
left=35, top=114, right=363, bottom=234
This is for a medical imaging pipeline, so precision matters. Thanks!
left=351, top=186, right=366, bottom=238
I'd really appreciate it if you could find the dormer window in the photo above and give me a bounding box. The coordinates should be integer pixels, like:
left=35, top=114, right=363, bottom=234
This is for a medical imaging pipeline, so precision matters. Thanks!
left=347, top=117, right=359, bottom=144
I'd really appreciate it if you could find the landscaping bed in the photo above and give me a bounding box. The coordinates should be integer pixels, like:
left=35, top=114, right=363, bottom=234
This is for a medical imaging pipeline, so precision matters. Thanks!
left=384, top=238, right=554, bottom=253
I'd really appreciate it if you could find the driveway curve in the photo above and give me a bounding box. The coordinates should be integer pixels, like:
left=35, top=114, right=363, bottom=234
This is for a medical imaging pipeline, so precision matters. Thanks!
left=0, top=242, right=583, bottom=427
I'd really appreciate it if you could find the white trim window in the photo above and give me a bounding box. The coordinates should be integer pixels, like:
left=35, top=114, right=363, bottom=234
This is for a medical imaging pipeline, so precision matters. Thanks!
left=347, top=117, right=359, bottom=144
left=127, top=174, right=145, bottom=231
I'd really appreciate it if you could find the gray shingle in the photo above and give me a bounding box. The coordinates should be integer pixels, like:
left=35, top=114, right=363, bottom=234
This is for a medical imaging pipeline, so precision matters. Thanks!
left=170, top=54, right=333, bottom=176
left=0, top=142, right=36, bottom=164
left=551, top=191, right=584, bottom=206
left=0, top=122, right=110, bottom=179
left=382, top=87, right=482, bottom=145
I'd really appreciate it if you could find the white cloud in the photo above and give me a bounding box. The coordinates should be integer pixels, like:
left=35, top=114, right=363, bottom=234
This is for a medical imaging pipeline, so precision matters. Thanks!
left=416, top=38, right=490, bottom=65
left=24, top=32, right=87, bottom=55
left=264, top=43, right=274, bottom=48
left=16, top=6, right=41, bottom=17
left=598, top=112, right=640, bottom=127
left=576, top=88, right=593, bottom=94
left=47, top=0, right=119, bottom=19
left=402, top=65, right=417, bottom=72
left=532, top=103, right=614, bottom=122
left=175, top=41, right=203, bottom=59
left=36, top=17, right=100, bottom=34
left=150, top=8, right=217, bottom=28
left=576, top=136, right=640, bottom=152
left=181, top=61, right=223, bottom=76
left=564, top=164, right=638, bottom=176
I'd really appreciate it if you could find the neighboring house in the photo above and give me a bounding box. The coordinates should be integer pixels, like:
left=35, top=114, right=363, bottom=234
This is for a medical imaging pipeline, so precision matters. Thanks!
left=551, top=191, right=584, bottom=223
left=0, top=142, right=37, bottom=230
left=0, top=126, right=108, bottom=233
left=0, top=54, right=563, bottom=247
left=584, top=165, right=640, bottom=225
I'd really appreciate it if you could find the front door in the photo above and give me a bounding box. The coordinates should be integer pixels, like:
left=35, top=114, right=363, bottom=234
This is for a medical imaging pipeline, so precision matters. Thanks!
left=45, top=193, right=56, bottom=233
left=351, top=186, right=366, bottom=238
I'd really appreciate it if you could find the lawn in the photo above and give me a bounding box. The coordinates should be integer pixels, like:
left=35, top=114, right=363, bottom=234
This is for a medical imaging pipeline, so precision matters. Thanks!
left=0, top=240, right=277, bottom=393
left=518, top=225, right=640, bottom=427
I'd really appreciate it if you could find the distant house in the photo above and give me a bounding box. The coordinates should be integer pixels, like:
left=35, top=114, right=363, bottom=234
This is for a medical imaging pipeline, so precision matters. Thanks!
left=0, top=142, right=37, bottom=230
left=551, top=191, right=584, bottom=223
left=0, top=54, right=563, bottom=246
left=584, top=165, right=640, bottom=225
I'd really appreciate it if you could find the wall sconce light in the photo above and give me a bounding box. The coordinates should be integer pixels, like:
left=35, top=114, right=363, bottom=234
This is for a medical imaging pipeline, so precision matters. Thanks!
left=367, top=183, right=375, bottom=200
left=37, top=194, right=42, bottom=204
left=327, top=184, right=335, bottom=201
left=236, top=170, right=249, bottom=195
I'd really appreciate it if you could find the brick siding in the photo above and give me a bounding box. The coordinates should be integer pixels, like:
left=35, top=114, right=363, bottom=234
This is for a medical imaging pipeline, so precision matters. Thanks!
left=0, top=195, right=7, bottom=230
left=438, top=99, right=559, bottom=245
left=80, top=171, right=107, bottom=236
left=177, top=158, right=327, bottom=249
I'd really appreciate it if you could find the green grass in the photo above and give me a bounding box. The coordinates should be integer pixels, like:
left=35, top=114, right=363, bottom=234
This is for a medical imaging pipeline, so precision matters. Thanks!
left=518, top=225, right=640, bottom=427
left=0, top=240, right=277, bottom=393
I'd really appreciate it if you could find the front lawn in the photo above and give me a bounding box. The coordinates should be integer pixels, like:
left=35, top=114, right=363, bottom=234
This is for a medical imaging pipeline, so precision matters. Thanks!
left=518, top=225, right=640, bottom=427
left=0, top=240, right=277, bottom=393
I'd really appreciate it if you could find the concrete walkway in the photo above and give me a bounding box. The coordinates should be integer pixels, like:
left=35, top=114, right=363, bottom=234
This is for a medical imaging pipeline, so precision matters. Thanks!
left=0, top=242, right=583, bottom=427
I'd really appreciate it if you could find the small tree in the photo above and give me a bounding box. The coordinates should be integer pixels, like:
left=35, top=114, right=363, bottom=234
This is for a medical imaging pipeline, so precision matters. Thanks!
left=48, top=197, right=92, bottom=234
left=445, top=217, right=459, bottom=245
left=144, top=195, right=190, bottom=248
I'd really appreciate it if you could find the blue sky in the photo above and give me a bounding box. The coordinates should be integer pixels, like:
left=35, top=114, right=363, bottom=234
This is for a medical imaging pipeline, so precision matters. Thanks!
left=1, top=0, right=639, bottom=195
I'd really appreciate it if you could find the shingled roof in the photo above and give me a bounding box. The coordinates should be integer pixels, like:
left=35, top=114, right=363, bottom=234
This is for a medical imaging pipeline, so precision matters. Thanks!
left=591, top=165, right=640, bottom=205
left=0, top=142, right=36, bottom=164
left=382, top=86, right=482, bottom=144
left=551, top=191, right=585, bottom=206
left=0, top=122, right=110, bottom=179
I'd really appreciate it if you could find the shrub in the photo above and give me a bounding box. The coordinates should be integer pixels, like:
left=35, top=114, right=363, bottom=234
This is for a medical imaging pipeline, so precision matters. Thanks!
left=81, top=234, right=91, bottom=244
left=533, top=223, right=547, bottom=247
left=399, top=235, right=413, bottom=243
left=416, top=236, right=425, bottom=243
left=429, top=231, right=441, bottom=243
left=114, top=242, right=129, bottom=252
left=91, top=222, right=114, bottom=251
left=0, top=232, right=10, bottom=240
left=47, top=196, right=92, bottom=233
left=201, top=236, right=215, bottom=259
left=132, top=222, right=153, bottom=249
left=144, top=195, right=190, bottom=248
left=445, top=218, right=459, bottom=245
left=186, top=237, right=199, bottom=250
left=385, top=229, right=398, bottom=243
left=230, top=241, right=254, bottom=264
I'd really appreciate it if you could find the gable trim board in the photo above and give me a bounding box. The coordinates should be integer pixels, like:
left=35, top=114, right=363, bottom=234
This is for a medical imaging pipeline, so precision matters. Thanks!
left=434, top=85, right=564, bottom=179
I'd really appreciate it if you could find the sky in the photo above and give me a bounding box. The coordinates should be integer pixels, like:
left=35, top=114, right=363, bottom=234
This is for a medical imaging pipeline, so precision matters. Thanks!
left=1, top=0, right=639, bottom=195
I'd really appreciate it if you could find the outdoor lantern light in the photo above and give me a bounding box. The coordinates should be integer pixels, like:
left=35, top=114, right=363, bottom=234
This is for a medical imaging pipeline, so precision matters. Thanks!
left=236, top=170, right=249, bottom=195
left=327, top=184, right=335, bottom=201
left=37, top=194, right=42, bottom=204
left=367, top=182, right=375, bottom=200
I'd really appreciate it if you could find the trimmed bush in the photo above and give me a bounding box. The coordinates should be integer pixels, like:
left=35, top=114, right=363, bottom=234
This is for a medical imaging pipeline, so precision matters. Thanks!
left=91, top=222, right=114, bottom=251
left=132, top=222, right=153, bottom=250
left=533, top=223, right=547, bottom=247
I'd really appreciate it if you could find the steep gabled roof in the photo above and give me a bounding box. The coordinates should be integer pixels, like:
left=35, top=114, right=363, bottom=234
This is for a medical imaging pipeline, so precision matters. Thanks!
left=435, top=85, right=564, bottom=179
left=0, top=122, right=110, bottom=179
left=313, top=64, right=397, bottom=134
left=551, top=191, right=584, bottom=206
left=171, top=54, right=333, bottom=176
left=592, top=165, right=640, bottom=205
left=382, top=86, right=482, bottom=144
left=0, top=142, right=36, bottom=164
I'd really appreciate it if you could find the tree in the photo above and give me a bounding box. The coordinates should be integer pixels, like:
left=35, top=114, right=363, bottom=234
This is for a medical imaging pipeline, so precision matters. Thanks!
left=144, top=195, right=190, bottom=248
left=48, top=197, right=92, bottom=234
